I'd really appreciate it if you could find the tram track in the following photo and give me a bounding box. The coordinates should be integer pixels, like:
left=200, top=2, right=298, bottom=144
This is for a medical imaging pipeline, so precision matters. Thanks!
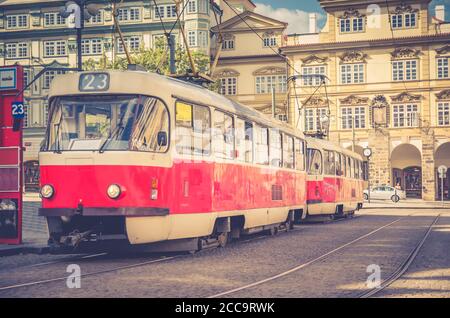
left=0, top=213, right=362, bottom=294
left=207, top=212, right=421, bottom=298
left=358, top=214, right=440, bottom=298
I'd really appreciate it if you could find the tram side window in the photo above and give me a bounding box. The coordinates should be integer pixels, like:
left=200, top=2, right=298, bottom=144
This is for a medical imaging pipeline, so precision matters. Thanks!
left=175, top=102, right=211, bottom=156
left=236, top=118, right=253, bottom=163
left=335, top=152, right=343, bottom=176
left=354, top=160, right=359, bottom=179
left=307, top=148, right=322, bottom=175
left=346, top=156, right=352, bottom=178
left=342, top=154, right=347, bottom=177
left=254, top=124, right=269, bottom=165
left=283, top=134, right=294, bottom=169
left=324, top=150, right=336, bottom=175
left=295, top=138, right=306, bottom=171
left=213, top=110, right=235, bottom=159
left=269, top=129, right=282, bottom=167
left=131, top=97, right=170, bottom=153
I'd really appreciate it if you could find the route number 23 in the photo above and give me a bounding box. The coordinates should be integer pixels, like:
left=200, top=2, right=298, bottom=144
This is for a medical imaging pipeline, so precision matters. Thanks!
left=79, top=73, right=110, bottom=92
left=11, top=102, right=25, bottom=119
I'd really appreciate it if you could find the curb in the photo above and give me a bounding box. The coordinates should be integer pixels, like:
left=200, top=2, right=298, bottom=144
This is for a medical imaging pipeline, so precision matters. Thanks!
left=0, top=244, right=49, bottom=257
left=362, top=206, right=450, bottom=210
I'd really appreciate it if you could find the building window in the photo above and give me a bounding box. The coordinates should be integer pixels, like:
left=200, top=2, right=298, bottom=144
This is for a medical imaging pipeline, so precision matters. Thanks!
left=392, top=104, right=419, bottom=127
left=341, top=63, right=364, bottom=84
left=198, top=31, right=208, bottom=48
left=187, top=0, right=197, bottom=13
left=278, top=114, right=288, bottom=122
left=438, top=102, right=450, bottom=126
left=305, top=108, right=327, bottom=132
left=219, top=77, right=237, bottom=95
left=43, top=70, right=65, bottom=89
left=6, top=14, right=28, bottom=29
left=393, top=60, right=417, bottom=81
left=23, top=71, right=29, bottom=90
left=263, top=34, right=277, bottom=47
left=255, top=75, right=287, bottom=94
left=341, top=106, right=366, bottom=129
left=5, top=42, right=29, bottom=59
left=188, top=31, right=197, bottom=47
left=222, top=38, right=235, bottom=50
left=392, top=12, right=417, bottom=29
left=82, top=39, right=103, bottom=55
left=23, top=103, right=29, bottom=128
left=118, top=7, right=141, bottom=22
left=86, top=11, right=103, bottom=24
left=340, top=17, right=364, bottom=33
left=117, top=37, right=141, bottom=53
left=437, top=57, right=449, bottom=79
left=44, top=41, right=67, bottom=57
left=302, top=66, right=326, bottom=86
left=198, top=0, right=208, bottom=13
left=44, top=12, right=66, bottom=26
left=155, top=5, right=177, bottom=19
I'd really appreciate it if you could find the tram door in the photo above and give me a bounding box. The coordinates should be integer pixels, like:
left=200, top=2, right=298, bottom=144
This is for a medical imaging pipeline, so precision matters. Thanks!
left=0, top=65, right=24, bottom=245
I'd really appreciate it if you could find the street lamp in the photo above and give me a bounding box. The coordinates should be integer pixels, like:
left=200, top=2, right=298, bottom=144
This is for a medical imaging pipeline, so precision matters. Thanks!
left=363, top=147, right=372, bottom=203
left=60, top=1, right=101, bottom=71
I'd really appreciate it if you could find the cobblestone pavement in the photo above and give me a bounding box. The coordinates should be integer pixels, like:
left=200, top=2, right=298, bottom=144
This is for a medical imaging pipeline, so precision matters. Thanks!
left=0, top=209, right=449, bottom=298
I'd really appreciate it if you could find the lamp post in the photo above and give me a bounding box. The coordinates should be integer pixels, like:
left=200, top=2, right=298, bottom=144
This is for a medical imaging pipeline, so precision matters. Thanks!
left=363, top=147, right=373, bottom=203
left=60, top=1, right=101, bottom=71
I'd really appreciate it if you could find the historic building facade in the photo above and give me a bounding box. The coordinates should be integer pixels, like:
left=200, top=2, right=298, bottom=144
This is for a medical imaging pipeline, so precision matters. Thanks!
left=0, top=0, right=219, bottom=191
left=282, top=0, right=450, bottom=200
left=211, top=6, right=289, bottom=120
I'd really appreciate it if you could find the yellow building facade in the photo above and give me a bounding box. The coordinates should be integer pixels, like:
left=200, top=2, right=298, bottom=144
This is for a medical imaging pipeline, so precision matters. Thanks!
left=212, top=6, right=289, bottom=120
left=282, top=0, right=450, bottom=201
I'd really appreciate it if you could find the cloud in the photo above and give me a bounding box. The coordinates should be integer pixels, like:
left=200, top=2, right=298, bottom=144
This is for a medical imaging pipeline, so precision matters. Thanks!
left=254, top=3, right=323, bottom=34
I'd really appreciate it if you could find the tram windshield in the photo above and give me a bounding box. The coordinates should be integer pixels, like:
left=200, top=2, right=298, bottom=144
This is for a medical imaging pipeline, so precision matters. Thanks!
left=43, top=95, right=169, bottom=152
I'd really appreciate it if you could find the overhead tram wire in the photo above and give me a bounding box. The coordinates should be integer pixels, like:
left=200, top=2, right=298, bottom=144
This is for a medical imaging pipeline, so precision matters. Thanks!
left=221, top=0, right=332, bottom=133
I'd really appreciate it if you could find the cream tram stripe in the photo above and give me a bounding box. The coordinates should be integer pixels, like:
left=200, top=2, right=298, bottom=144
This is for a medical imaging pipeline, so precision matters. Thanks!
left=208, top=217, right=404, bottom=298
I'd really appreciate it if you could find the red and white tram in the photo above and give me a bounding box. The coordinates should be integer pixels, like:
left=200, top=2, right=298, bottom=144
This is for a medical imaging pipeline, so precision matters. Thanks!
left=305, top=138, right=365, bottom=218
left=39, top=70, right=309, bottom=252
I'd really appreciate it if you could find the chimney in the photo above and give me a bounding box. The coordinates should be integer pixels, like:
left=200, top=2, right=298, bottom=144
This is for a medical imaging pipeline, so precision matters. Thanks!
left=309, top=13, right=317, bottom=33
left=435, top=5, right=445, bottom=21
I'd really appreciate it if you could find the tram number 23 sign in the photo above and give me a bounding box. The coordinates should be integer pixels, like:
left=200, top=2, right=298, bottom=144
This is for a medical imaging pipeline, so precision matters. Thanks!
left=11, top=101, right=25, bottom=119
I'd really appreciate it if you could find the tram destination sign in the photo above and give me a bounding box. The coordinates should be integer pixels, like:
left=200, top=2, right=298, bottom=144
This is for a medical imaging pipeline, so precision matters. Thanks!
left=79, top=73, right=110, bottom=92
left=0, top=68, right=17, bottom=91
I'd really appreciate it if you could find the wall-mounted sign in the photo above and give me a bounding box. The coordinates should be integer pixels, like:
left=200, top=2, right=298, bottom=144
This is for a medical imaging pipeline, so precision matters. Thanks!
left=11, top=101, right=25, bottom=119
left=0, top=68, right=17, bottom=91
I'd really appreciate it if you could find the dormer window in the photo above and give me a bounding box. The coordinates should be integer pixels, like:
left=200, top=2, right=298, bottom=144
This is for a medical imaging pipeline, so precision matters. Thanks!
left=340, top=17, right=363, bottom=33
left=391, top=4, right=418, bottom=29
left=338, top=9, right=365, bottom=33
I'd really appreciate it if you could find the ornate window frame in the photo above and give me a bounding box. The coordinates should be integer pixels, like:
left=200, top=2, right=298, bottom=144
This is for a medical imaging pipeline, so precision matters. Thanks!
left=338, top=9, right=366, bottom=34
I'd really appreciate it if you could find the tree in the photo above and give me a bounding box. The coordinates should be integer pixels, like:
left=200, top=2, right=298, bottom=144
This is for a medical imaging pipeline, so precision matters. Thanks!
left=83, top=37, right=210, bottom=76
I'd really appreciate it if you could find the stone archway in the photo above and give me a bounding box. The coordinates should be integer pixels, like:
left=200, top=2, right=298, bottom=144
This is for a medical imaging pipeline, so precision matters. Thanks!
left=435, top=142, right=450, bottom=200
left=391, top=144, right=422, bottom=198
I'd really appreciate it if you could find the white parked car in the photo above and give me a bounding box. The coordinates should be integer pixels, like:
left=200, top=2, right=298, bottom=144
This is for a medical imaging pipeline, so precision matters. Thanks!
left=363, top=186, right=407, bottom=202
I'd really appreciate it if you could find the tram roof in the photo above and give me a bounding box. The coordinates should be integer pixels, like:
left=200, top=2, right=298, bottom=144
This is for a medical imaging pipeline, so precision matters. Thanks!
left=49, top=70, right=304, bottom=138
left=306, top=137, right=363, bottom=161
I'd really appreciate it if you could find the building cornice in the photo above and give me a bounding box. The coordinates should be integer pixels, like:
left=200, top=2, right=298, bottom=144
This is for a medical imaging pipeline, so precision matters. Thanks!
left=281, top=33, right=450, bottom=54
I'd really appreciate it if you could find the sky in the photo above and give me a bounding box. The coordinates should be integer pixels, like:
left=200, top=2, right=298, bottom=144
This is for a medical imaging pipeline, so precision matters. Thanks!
left=254, top=0, right=450, bottom=34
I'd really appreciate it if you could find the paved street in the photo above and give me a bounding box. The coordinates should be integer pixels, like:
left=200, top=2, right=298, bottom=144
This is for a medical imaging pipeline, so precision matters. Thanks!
left=1, top=208, right=449, bottom=298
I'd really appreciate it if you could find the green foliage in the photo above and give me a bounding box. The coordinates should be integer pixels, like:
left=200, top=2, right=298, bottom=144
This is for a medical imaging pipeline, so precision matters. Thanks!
left=83, top=38, right=210, bottom=76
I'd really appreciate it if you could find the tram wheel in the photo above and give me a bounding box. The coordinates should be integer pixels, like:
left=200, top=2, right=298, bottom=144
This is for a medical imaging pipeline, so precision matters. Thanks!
left=217, top=232, right=229, bottom=248
left=269, top=226, right=279, bottom=236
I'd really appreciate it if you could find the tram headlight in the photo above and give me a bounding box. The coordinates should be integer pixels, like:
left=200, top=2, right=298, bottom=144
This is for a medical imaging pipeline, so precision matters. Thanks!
left=40, top=184, right=55, bottom=199
left=107, top=184, right=121, bottom=199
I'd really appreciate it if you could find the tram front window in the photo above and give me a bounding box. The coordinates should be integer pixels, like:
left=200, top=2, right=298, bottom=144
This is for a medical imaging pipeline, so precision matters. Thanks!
left=44, top=95, right=169, bottom=152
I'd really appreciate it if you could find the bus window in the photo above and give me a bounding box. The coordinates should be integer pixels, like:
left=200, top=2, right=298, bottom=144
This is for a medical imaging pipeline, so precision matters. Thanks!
left=213, top=110, right=234, bottom=159
left=236, top=118, right=253, bottom=163
left=307, top=148, right=322, bottom=175
left=283, top=134, right=294, bottom=169
left=254, top=124, right=269, bottom=165
left=269, top=129, right=282, bottom=167
left=324, top=150, right=336, bottom=175
left=295, top=138, right=305, bottom=171
left=175, top=102, right=210, bottom=156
